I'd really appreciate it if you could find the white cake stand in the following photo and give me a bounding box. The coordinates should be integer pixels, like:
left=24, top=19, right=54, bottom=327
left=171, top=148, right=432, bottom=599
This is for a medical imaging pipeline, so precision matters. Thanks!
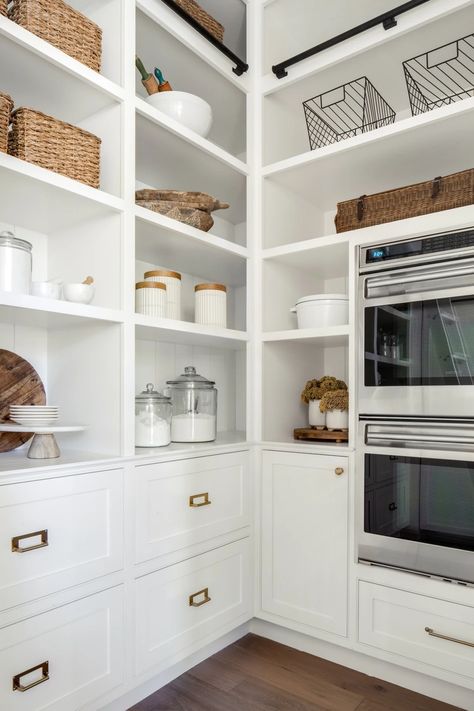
left=0, top=425, right=87, bottom=459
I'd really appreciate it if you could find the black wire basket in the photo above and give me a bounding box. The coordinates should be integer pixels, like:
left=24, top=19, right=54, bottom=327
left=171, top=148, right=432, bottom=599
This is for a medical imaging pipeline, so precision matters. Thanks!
left=403, top=34, right=474, bottom=116
left=303, top=77, right=396, bottom=150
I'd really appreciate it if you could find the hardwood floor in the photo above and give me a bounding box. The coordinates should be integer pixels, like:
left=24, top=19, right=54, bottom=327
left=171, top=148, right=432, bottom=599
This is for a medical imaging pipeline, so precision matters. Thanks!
left=128, top=634, right=462, bottom=711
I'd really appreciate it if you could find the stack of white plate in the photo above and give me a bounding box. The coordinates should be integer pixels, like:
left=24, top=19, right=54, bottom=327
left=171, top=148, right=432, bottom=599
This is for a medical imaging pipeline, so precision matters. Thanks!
left=9, top=405, right=59, bottom=427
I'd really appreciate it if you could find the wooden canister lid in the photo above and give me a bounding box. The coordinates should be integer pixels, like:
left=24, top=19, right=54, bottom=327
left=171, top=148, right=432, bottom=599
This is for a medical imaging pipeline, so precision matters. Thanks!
left=144, top=269, right=181, bottom=280
left=194, top=283, right=227, bottom=292
left=136, top=281, right=166, bottom=290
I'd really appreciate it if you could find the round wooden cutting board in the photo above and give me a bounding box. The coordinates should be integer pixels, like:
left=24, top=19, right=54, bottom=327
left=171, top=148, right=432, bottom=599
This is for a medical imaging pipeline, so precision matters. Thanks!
left=0, top=349, right=46, bottom=452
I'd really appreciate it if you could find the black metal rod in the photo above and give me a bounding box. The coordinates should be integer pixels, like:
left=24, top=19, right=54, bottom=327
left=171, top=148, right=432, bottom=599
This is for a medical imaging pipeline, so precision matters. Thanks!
left=159, top=0, right=249, bottom=76
left=272, top=0, right=433, bottom=79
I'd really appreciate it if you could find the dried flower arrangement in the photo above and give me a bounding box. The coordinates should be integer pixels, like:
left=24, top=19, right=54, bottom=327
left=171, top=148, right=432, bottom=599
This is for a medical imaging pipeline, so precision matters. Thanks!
left=319, top=389, right=349, bottom=413
left=300, top=376, right=347, bottom=404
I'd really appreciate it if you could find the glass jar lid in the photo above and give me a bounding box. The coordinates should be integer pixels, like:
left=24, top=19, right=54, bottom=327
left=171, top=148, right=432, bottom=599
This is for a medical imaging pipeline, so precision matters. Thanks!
left=0, top=231, right=32, bottom=253
left=136, top=383, right=171, bottom=402
left=166, top=366, right=215, bottom=389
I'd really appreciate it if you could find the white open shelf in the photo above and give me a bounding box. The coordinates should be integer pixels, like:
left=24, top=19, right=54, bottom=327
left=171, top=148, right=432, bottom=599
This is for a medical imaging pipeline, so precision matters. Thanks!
left=135, top=315, right=248, bottom=350
left=136, top=114, right=247, bottom=230
left=263, top=325, right=349, bottom=346
left=0, top=153, right=124, bottom=233
left=0, top=293, right=124, bottom=330
left=135, top=209, right=247, bottom=289
left=136, top=2, right=247, bottom=159
left=262, top=0, right=472, bottom=94
left=134, top=431, right=249, bottom=459
left=136, top=98, right=247, bottom=175
left=263, top=98, right=474, bottom=248
left=0, top=15, right=124, bottom=121
left=136, top=0, right=248, bottom=94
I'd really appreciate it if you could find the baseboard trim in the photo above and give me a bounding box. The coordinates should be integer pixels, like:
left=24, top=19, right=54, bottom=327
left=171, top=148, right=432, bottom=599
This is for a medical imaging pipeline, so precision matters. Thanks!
left=249, top=619, right=474, bottom=711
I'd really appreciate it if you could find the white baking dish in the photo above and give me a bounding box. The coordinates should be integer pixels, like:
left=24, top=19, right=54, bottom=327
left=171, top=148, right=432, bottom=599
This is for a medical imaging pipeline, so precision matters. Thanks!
left=290, top=293, right=348, bottom=329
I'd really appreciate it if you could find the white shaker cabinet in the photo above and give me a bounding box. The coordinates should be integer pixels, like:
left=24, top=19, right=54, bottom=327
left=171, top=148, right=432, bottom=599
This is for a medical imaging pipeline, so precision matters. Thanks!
left=260, top=451, right=349, bottom=637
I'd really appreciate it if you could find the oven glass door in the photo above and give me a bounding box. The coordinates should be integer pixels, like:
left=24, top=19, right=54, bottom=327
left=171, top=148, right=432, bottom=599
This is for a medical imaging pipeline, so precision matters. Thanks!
left=365, top=453, right=474, bottom=551
left=364, top=296, right=474, bottom=386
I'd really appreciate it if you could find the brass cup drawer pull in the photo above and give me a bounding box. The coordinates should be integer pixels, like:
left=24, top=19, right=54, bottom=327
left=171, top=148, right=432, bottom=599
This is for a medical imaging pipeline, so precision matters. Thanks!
left=12, top=529, right=48, bottom=553
left=13, top=661, right=49, bottom=692
left=425, top=626, right=474, bottom=648
left=335, top=467, right=344, bottom=476
left=189, top=492, right=211, bottom=508
left=189, top=587, right=211, bottom=607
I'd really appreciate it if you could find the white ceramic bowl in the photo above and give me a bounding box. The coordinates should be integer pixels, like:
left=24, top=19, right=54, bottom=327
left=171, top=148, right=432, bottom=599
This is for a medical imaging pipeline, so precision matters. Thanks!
left=31, top=281, right=61, bottom=299
left=63, top=283, right=95, bottom=305
left=146, top=91, right=213, bottom=138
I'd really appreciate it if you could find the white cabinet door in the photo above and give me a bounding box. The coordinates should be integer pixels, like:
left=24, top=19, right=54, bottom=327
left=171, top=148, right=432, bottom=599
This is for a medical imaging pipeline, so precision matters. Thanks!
left=134, top=538, right=252, bottom=675
left=135, top=452, right=250, bottom=563
left=359, top=581, right=474, bottom=681
left=261, top=451, right=348, bottom=636
left=0, top=469, right=124, bottom=610
left=0, top=586, right=124, bottom=711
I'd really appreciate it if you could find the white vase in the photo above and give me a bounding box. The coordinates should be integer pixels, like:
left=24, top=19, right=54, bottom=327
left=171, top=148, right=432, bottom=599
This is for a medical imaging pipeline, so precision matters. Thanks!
left=308, top=400, right=326, bottom=429
left=326, top=409, right=348, bottom=431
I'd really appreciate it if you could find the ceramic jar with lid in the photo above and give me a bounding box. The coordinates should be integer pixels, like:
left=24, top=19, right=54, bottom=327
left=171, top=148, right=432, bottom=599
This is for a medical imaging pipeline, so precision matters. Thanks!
left=167, top=366, right=217, bottom=442
left=145, top=269, right=181, bottom=320
left=135, top=383, right=172, bottom=447
left=0, top=231, right=32, bottom=294
left=194, top=283, right=227, bottom=328
left=135, top=281, right=166, bottom=318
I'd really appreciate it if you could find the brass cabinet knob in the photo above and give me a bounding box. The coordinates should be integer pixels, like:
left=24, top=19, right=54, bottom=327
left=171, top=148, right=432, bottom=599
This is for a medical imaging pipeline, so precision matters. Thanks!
left=335, top=467, right=344, bottom=476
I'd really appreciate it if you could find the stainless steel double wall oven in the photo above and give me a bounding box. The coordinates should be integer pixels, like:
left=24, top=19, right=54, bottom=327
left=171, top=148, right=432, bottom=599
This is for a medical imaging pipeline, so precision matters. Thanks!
left=357, top=228, right=474, bottom=585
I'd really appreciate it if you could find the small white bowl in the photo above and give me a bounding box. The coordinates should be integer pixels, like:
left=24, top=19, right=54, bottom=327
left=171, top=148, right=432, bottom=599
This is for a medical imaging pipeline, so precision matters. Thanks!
left=63, top=283, right=95, bottom=305
left=146, top=91, right=213, bottom=138
left=31, top=281, right=61, bottom=299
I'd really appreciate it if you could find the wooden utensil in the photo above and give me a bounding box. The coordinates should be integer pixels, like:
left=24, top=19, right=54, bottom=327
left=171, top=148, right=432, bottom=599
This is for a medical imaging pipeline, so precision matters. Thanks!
left=136, top=56, right=159, bottom=95
left=0, top=349, right=46, bottom=452
left=82, top=276, right=94, bottom=285
left=154, top=67, right=172, bottom=92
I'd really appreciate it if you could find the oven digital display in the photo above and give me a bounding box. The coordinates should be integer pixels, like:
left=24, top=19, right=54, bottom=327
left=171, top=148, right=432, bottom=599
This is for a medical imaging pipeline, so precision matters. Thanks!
left=368, top=248, right=386, bottom=261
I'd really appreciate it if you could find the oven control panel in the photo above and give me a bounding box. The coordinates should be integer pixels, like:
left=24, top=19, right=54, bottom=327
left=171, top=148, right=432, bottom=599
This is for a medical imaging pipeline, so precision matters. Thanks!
left=363, top=228, right=474, bottom=266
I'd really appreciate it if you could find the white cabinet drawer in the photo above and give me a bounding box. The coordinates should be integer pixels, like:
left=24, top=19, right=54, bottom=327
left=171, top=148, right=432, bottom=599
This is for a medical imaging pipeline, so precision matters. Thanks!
left=0, top=586, right=124, bottom=710
left=0, top=469, right=124, bottom=610
left=135, top=452, right=250, bottom=563
left=359, top=581, right=474, bottom=680
left=135, top=538, right=252, bottom=675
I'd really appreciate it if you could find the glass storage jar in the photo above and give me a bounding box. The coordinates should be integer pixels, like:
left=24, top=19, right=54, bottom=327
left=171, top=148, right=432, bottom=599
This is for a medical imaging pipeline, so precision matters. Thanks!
left=135, top=383, right=171, bottom=447
left=167, top=366, right=217, bottom=442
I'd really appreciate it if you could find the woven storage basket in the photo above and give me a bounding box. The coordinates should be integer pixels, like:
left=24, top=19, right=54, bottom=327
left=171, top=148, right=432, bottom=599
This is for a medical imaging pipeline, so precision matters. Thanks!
left=8, top=0, right=102, bottom=72
left=0, top=0, right=7, bottom=16
left=335, top=169, right=474, bottom=233
left=0, top=92, right=13, bottom=154
left=9, top=108, right=101, bottom=188
left=174, top=0, right=224, bottom=42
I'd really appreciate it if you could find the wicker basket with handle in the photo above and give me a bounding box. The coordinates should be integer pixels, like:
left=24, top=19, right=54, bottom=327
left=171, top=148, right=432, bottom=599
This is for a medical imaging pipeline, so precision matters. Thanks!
left=9, top=108, right=101, bottom=188
left=0, top=92, right=13, bottom=154
left=335, top=169, right=474, bottom=233
left=173, top=0, right=224, bottom=42
left=8, top=0, right=102, bottom=72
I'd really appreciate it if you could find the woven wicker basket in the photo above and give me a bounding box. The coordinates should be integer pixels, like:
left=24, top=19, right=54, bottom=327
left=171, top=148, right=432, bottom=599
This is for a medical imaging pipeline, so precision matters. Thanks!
left=174, top=0, right=224, bottom=42
left=8, top=0, right=102, bottom=72
left=335, top=169, right=474, bottom=233
left=0, top=92, right=13, bottom=154
left=9, top=108, right=101, bottom=188
left=0, top=0, right=7, bottom=16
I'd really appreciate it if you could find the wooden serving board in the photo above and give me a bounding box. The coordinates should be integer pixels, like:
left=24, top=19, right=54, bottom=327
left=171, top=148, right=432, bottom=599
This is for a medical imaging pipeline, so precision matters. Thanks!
left=135, top=190, right=229, bottom=213
left=0, top=349, right=46, bottom=452
left=294, top=427, right=349, bottom=444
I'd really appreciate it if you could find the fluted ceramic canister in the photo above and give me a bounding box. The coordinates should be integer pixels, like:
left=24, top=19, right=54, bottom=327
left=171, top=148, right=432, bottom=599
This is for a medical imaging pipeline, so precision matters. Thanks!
left=145, top=269, right=181, bottom=320
left=195, top=283, right=227, bottom=328
left=135, top=281, right=166, bottom=318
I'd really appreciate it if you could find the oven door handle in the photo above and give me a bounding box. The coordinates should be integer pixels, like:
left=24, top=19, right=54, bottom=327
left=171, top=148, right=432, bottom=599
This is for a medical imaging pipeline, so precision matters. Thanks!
left=366, top=262, right=474, bottom=290
left=367, top=432, right=474, bottom=447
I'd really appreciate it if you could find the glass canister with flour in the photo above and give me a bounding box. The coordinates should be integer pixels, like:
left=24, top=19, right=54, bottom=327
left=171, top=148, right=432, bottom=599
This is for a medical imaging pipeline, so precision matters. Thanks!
left=135, top=383, right=172, bottom=447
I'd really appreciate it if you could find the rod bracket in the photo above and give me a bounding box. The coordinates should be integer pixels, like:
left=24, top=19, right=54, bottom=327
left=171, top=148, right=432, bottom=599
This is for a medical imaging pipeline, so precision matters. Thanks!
left=273, top=65, right=288, bottom=79
left=383, top=15, right=398, bottom=29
